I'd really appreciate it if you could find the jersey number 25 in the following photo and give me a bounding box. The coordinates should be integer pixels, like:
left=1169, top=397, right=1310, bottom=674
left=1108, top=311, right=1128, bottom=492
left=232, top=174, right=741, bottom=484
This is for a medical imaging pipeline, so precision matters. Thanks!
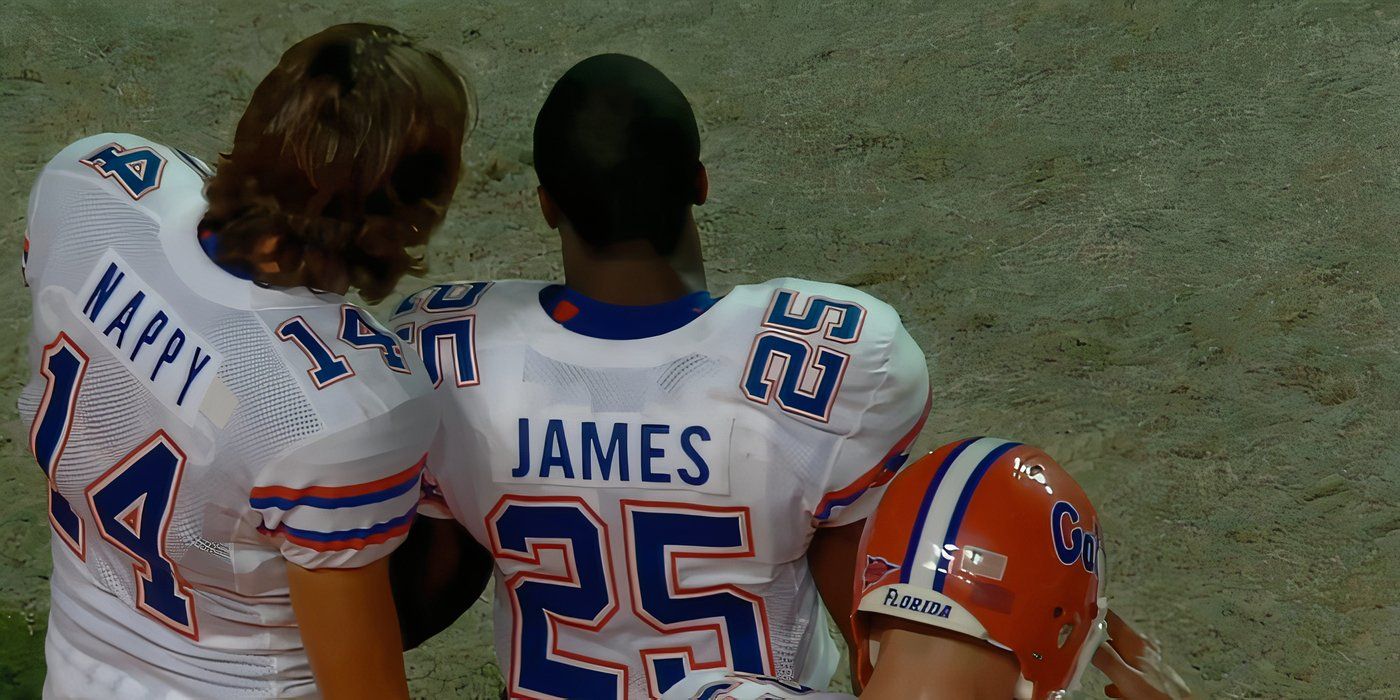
left=489, top=497, right=773, bottom=698
left=742, top=289, right=865, bottom=422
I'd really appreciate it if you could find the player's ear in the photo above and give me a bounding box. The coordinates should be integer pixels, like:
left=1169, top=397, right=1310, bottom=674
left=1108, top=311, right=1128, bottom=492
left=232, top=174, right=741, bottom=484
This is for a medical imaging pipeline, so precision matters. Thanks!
left=694, top=163, right=708, bottom=206
left=537, top=186, right=561, bottom=229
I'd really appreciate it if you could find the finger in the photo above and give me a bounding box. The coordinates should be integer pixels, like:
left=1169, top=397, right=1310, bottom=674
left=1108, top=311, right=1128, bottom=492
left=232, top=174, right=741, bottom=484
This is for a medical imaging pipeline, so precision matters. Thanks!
left=1105, top=611, right=1157, bottom=663
left=1094, top=643, right=1170, bottom=700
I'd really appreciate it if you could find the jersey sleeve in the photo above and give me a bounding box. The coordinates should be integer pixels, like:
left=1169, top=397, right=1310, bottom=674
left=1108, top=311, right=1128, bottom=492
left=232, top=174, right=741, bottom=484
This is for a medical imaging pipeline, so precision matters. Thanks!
left=24, top=134, right=128, bottom=287
left=25, top=133, right=209, bottom=288
left=814, top=321, right=931, bottom=527
left=387, top=286, right=454, bottom=522
left=416, top=425, right=455, bottom=520
left=249, top=393, right=438, bottom=569
left=388, top=281, right=497, bottom=522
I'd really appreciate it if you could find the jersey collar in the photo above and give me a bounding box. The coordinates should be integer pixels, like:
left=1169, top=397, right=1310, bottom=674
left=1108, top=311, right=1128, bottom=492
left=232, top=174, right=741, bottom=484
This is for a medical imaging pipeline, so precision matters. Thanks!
left=197, top=229, right=254, bottom=280
left=538, top=285, right=718, bottom=340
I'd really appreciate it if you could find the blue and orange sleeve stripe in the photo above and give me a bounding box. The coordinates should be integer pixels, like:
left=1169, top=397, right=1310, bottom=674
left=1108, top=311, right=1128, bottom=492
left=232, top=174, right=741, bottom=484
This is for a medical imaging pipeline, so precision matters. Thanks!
left=814, top=392, right=932, bottom=523
left=256, top=505, right=417, bottom=552
left=250, top=455, right=425, bottom=510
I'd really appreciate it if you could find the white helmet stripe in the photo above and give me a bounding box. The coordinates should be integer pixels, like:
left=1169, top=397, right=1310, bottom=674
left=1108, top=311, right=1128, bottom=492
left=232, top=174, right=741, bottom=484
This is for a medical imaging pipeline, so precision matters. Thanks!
left=902, top=437, right=1014, bottom=589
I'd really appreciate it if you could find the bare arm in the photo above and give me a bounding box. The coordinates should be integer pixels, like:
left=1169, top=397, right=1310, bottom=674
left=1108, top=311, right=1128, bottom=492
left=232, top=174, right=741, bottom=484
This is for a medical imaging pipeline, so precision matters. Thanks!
left=287, top=558, right=409, bottom=700
left=389, top=516, right=493, bottom=650
left=860, top=616, right=1021, bottom=700
left=809, top=521, right=865, bottom=665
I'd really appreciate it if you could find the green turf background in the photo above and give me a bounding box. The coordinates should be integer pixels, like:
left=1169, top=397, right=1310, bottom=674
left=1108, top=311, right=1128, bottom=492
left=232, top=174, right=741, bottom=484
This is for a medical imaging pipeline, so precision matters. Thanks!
left=2, top=1, right=1398, bottom=697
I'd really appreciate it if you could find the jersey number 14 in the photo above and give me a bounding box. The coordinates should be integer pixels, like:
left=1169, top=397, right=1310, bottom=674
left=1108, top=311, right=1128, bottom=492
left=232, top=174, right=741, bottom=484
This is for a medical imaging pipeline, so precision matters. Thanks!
left=31, top=333, right=198, bottom=639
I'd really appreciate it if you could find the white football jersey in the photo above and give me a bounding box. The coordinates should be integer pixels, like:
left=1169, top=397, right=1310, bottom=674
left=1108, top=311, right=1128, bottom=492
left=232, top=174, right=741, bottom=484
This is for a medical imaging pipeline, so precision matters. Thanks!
left=659, top=670, right=854, bottom=700
left=18, top=134, right=435, bottom=698
left=393, top=276, right=930, bottom=699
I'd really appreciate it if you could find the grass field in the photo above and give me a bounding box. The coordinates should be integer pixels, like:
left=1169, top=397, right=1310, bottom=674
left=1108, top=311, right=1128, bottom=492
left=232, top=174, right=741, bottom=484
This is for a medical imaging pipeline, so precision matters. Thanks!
left=2, top=1, right=1398, bottom=697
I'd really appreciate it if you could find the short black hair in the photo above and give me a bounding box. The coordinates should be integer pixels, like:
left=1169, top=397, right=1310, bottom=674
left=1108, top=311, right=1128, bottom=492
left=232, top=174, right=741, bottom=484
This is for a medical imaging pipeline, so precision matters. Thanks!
left=533, top=54, right=701, bottom=255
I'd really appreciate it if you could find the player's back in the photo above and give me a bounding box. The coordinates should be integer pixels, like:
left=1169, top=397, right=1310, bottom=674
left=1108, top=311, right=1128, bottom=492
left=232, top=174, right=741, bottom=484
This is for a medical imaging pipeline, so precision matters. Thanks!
left=19, top=134, right=435, bottom=698
left=395, top=278, right=930, bottom=698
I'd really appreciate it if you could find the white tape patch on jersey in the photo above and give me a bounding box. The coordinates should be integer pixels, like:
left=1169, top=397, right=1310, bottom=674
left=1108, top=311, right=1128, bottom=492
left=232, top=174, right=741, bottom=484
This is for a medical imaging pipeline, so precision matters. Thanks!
left=76, top=248, right=223, bottom=425
left=199, top=376, right=239, bottom=429
left=498, top=411, right=734, bottom=495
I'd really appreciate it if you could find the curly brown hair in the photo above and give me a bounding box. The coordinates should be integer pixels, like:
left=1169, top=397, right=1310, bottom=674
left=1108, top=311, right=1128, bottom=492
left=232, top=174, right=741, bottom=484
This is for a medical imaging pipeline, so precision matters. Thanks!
left=201, top=24, right=472, bottom=303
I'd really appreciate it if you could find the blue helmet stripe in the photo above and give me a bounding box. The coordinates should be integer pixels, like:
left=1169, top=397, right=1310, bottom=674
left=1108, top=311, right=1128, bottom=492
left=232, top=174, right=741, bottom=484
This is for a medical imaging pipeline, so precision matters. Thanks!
left=932, top=441, right=1021, bottom=592
left=899, top=437, right=978, bottom=582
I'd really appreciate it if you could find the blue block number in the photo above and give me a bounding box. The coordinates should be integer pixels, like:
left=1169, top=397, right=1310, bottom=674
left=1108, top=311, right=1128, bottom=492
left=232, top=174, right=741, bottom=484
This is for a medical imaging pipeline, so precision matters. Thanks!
left=29, top=333, right=198, bottom=638
left=340, top=306, right=409, bottom=373
left=392, top=281, right=491, bottom=317
left=88, top=432, right=198, bottom=638
left=81, top=143, right=166, bottom=200
left=488, top=498, right=772, bottom=698
left=277, top=317, right=353, bottom=388
left=489, top=499, right=624, bottom=699
left=31, top=334, right=89, bottom=557
left=391, top=283, right=488, bottom=390
left=743, top=290, right=866, bottom=422
left=743, top=333, right=850, bottom=422
left=418, top=317, right=477, bottom=387
left=279, top=308, right=420, bottom=388
left=763, top=289, right=863, bottom=341
left=627, top=504, right=771, bottom=694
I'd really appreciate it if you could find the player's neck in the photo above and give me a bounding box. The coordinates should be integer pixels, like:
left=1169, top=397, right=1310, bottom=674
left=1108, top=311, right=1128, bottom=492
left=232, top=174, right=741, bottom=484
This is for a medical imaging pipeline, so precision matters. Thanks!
left=560, top=224, right=707, bottom=306
left=564, top=262, right=698, bottom=305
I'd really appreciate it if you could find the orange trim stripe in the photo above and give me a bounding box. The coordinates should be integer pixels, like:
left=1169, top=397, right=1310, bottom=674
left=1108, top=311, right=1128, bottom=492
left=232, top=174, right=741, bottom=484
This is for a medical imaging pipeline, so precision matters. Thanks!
left=258, top=519, right=415, bottom=552
left=815, top=390, right=933, bottom=520
left=250, top=455, right=425, bottom=502
left=277, top=523, right=412, bottom=551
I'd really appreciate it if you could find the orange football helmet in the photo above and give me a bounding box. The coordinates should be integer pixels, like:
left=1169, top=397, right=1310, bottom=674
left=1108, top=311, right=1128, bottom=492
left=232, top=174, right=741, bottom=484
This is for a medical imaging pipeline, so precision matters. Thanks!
left=852, top=437, right=1109, bottom=700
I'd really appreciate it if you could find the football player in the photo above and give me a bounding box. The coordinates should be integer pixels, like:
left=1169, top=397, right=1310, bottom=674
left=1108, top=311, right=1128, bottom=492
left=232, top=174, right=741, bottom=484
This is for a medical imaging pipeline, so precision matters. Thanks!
left=662, top=438, right=1192, bottom=700
left=852, top=437, right=1190, bottom=699
left=389, top=54, right=931, bottom=698
left=18, top=24, right=470, bottom=698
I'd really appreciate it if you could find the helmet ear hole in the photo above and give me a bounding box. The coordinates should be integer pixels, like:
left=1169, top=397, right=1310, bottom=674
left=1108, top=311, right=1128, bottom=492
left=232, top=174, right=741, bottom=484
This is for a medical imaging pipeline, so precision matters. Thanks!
left=1057, top=623, right=1075, bottom=648
left=1053, top=606, right=1064, bottom=618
